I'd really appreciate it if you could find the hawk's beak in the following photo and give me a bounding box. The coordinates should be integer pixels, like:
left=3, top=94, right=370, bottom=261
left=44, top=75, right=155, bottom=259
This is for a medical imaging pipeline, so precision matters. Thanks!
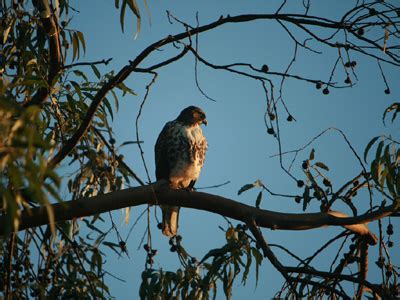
left=202, top=119, right=208, bottom=126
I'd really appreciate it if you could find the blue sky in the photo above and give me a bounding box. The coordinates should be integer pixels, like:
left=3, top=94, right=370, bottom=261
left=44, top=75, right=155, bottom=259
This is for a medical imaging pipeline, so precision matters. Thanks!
left=67, top=1, right=399, bottom=298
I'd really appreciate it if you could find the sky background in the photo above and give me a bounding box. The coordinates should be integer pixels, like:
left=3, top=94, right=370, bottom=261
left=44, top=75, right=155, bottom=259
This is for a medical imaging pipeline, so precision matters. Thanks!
left=63, top=1, right=399, bottom=298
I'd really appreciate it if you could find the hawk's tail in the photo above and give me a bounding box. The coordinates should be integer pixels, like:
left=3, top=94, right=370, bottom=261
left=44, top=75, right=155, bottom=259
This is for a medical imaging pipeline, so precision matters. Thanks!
left=162, top=205, right=180, bottom=237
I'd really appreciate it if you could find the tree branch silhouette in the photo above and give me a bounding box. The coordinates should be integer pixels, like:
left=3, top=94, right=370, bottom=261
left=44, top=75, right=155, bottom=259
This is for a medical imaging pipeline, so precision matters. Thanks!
left=1, top=181, right=390, bottom=243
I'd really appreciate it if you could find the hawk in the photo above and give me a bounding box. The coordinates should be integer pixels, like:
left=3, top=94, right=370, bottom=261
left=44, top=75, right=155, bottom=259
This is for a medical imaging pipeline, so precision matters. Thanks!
left=155, top=106, right=208, bottom=237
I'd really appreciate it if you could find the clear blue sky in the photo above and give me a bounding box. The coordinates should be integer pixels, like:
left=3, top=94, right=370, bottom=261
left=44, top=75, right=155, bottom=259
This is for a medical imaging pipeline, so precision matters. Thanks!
left=67, top=1, right=399, bottom=298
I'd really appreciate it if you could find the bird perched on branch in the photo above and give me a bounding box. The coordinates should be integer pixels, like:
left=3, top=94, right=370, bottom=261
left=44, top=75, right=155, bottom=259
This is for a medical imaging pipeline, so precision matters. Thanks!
left=155, top=106, right=208, bottom=237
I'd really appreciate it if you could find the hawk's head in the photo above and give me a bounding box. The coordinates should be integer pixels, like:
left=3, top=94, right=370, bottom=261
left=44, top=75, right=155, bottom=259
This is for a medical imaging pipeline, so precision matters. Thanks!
left=177, top=106, right=207, bottom=126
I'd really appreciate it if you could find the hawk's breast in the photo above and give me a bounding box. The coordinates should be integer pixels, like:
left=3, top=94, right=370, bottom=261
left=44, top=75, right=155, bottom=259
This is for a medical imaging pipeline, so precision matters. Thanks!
left=169, top=123, right=207, bottom=188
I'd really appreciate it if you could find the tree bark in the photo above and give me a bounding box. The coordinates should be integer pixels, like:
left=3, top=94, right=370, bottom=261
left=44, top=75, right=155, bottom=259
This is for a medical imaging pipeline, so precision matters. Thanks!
left=0, top=181, right=389, bottom=242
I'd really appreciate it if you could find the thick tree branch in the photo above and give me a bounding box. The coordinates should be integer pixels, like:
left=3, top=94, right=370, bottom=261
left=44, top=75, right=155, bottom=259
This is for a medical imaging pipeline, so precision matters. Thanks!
left=0, top=182, right=393, bottom=241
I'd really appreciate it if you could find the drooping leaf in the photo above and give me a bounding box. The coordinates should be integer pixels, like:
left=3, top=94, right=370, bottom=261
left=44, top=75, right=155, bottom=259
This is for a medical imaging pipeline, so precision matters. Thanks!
left=309, top=148, right=315, bottom=161
left=237, top=184, right=255, bottom=195
left=364, top=136, right=379, bottom=162
left=315, top=162, right=329, bottom=171
left=375, top=140, right=385, bottom=161
left=255, top=191, right=262, bottom=208
left=71, top=32, right=80, bottom=61
left=251, top=247, right=263, bottom=286
left=76, top=31, right=86, bottom=53
left=91, top=64, right=101, bottom=79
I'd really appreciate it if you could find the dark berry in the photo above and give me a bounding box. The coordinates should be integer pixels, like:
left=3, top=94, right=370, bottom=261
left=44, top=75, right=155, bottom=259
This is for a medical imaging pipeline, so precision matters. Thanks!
left=267, top=127, right=274, bottom=135
left=350, top=61, right=357, bottom=67
left=170, top=245, right=177, bottom=252
left=287, top=115, right=293, bottom=122
left=344, top=76, right=351, bottom=84
left=143, top=244, right=150, bottom=252
left=157, top=223, right=163, bottom=230
left=295, top=196, right=301, bottom=203
left=176, top=235, right=182, bottom=242
left=384, top=88, right=390, bottom=94
left=151, top=249, right=158, bottom=256
left=344, top=62, right=351, bottom=68
left=119, top=241, right=126, bottom=250
left=269, top=113, right=276, bottom=121
left=315, top=82, right=322, bottom=89
left=302, top=160, right=308, bottom=169
left=369, top=8, right=377, bottom=15
left=388, top=241, right=394, bottom=248
left=61, top=21, right=67, bottom=27
left=357, top=28, right=364, bottom=36
left=109, top=138, right=116, bottom=145
left=353, top=180, right=359, bottom=186
left=322, top=87, right=329, bottom=95
left=376, top=257, right=385, bottom=268
left=349, top=244, right=356, bottom=251
left=297, top=180, right=304, bottom=188
left=387, top=224, right=394, bottom=235
left=261, top=64, right=269, bottom=73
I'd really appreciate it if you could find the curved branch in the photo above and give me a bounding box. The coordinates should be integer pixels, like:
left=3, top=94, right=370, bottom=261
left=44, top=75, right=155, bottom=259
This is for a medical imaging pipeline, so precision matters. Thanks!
left=1, top=181, right=394, bottom=242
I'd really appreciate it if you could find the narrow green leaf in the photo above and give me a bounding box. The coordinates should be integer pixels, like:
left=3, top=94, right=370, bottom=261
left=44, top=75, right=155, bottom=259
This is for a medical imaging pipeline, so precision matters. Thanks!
left=251, top=247, right=262, bottom=287
left=255, top=191, right=262, bottom=208
left=126, top=0, right=140, bottom=18
left=120, top=140, right=142, bottom=147
left=73, top=70, right=88, bottom=81
left=76, top=31, right=86, bottom=53
left=375, top=140, right=385, bottom=161
left=238, top=183, right=255, bottom=195
left=315, top=162, right=329, bottom=171
left=102, top=97, right=114, bottom=121
left=111, top=90, right=119, bottom=112
left=3, top=21, right=12, bottom=45
left=395, top=171, right=400, bottom=196
left=371, top=160, right=380, bottom=187
left=70, top=80, right=82, bottom=98
left=364, top=136, right=379, bottom=162
left=302, top=186, right=310, bottom=211
left=91, top=64, right=101, bottom=79
left=309, top=148, right=315, bottom=161
left=71, top=32, right=79, bottom=61
left=120, top=0, right=127, bottom=32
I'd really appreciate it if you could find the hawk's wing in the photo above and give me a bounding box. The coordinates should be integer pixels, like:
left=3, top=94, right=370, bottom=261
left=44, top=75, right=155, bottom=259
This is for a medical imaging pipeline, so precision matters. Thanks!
left=155, top=121, right=175, bottom=181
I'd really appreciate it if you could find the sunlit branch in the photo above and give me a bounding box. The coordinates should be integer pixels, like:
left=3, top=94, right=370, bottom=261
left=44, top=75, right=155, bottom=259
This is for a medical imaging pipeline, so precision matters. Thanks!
left=1, top=181, right=392, bottom=244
